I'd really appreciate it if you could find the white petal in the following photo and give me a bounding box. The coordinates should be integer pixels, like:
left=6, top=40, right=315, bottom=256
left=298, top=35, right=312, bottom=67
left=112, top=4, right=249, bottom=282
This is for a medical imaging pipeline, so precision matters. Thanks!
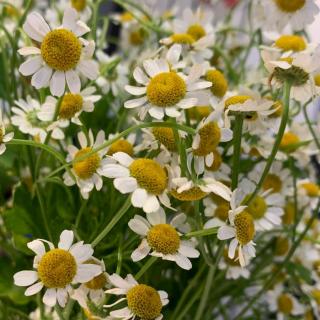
left=74, top=264, right=102, bottom=283
left=66, top=70, right=81, bottom=93
left=165, top=107, right=181, bottom=118
left=217, top=226, right=236, bottom=240
left=149, top=107, right=165, bottom=120
left=101, top=164, right=129, bottom=178
left=77, top=60, right=99, bottom=80
left=27, top=240, right=46, bottom=257
left=143, top=195, right=160, bottom=213
left=31, top=66, right=52, bottom=89
left=58, top=230, right=74, bottom=250
left=176, top=98, right=197, bottom=109
left=43, top=288, right=57, bottom=307
left=133, top=66, right=149, bottom=85
left=57, top=288, right=68, bottom=307
left=174, top=253, right=192, bottom=270
left=110, top=307, right=133, bottom=318
left=125, top=85, right=146, bottom=95
left=24, top=12, right=50, bottom=41
left=108, top=274, right=132, bottom=289
left=128, top=218, right=149, bottom=236
left=50, top=71, right=66, bottom=97
left=25, top=282, right=43, bottom=296
left=62, top=7, right=78, bottom=31
left=18, top=47, right=41, bottom=56
left=69, top=243, right=93, bottom=263
left=14, top=271, right=38, bottom=286
left=19, top=56, right=42, bottom=76
left=147, top=208, right=166, bottom=226
left=124, top=96, right=148, bottom=109
left=131, top=188, right=148, bottom=208
left=131, top=239, right=151, bottom=262
left=114, top=177, right=137, bottom=193
left=178, top=244, right=200, bottom=258
left=112, top=152, right=134, bottom=166
left=228, top=238, right=238, bottom=259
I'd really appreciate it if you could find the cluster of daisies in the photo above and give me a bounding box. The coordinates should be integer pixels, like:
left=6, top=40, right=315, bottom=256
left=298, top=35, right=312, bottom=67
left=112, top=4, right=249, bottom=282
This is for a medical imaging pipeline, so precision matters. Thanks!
left=0, top=0, right=319, bottom=319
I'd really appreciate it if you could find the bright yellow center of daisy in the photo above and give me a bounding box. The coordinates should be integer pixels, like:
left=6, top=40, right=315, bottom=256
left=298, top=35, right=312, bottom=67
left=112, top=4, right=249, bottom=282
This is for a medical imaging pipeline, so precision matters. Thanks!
left=269, top=100, right=283, bottom=118
left=71, top=0, right=86, bottom=11
left=312, top=290, right=320, bottom=305
left=215, top=202, right=230, bottom=221
left=73, top=147, right=101, bottom=180
left=129, top=159, right=167, bottom=195
left=0, top=128, right=3, bottom=143
left=41, top=29, right=82, bottom=71
left=205, top=70, right=228, bottom=98
left=120, top=12, right=134, bottom=22
left=275, top=237, right=290, bottom=256
left=280, top=132, right=300, bottom=152
left=187, top=106, right=211, bottom=120
left=147, top=223, right=180, bottom=254
left=170, top=33, right=195, bottom=45
left=38, top=249, right=77, bottom=288
left=314, top=74, right=320, bottom=86
left=129, top=29, right=146, bottom=46
left=170, top=187, right=207, bottom=201
left=107, top=139, right=134, bottom=156
left=301, top=182, right=320, bottom=197
left=127, top=284, right=162, bottom=319
left=147, top=72, right=186, bottom=107
left=59, top=93, right=83, bottom=119
left=234, top=211, right=255, bottom=245
left=224, top=95, right=251, bottom=109
left=206, top=149, right=222, bottom=172
left=274, top=0, right=306, bottom=12
left=187, top=24, right=206, bottom=41
left=277, top=293, right=293, bottom=314
left=275, top=35, right=306, bottom=52
left=245, top=195, right=267, bottom=220
left=263, top=174, right=282, bottom=193
left=283, top=202, right=295, bottom=225
left=193, top=122, right=221, bottom=156
left=152, top=127, right=176, bottom=151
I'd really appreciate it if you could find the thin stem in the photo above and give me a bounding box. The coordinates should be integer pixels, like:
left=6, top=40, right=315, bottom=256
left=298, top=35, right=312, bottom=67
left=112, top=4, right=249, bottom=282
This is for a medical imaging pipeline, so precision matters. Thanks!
left=302, top=100, right=320, bottom=151
left=75, top=199, right=89, bottom=229
left=55, top=305, right=66, bottom=320
left=91, top=197, right=131, bottom=247
left=289, top=157, right=298, bottom=241
left=135, top=256, right=158, bottom=280
left=183, top=227, right=218, bottom=238
left=245, top=82, right=291, bottom=205
left=63, top=300, right=75, bottom=320
left=36, top=187, right=53, bottom=242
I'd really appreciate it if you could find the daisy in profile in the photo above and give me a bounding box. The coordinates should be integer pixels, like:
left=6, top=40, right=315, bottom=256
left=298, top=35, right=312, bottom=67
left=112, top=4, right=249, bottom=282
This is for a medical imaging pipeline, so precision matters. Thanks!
left=63, top=130, right=108, bottom=199
left=0, top=109, right=14, bottom=155
left=102, top=152, right=171, bottom=213
left=217, top=189, right=256, bottom=267
left=13, top=230, right=102, bottom=307
left=19, top=8, right=98, bottom=97
left=124, top=44, right=211, bottom=120
left=105, top=274, right=168, bottom=320
left=128, top=208, right=199, bottom=270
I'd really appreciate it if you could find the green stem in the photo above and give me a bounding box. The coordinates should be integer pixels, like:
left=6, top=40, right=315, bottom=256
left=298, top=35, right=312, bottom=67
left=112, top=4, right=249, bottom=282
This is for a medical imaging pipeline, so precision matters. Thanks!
left=183, top=227, right=218, bottom=238
left=63, top=300, right=75, bottom=320
left=135, top=256, right=158, bottom=280
left=289, top=157, right=298, bottom=241
left=75, top=199, right=88, bottom=229
left=91, top=197, right=131, bottom=247
left=302, top=100, right=320, bottom=151
left=55, top=305, right=65, bottom=320
left=36, top=187, right=53, bottom=242
left=245, top=82, right=291, bottom=205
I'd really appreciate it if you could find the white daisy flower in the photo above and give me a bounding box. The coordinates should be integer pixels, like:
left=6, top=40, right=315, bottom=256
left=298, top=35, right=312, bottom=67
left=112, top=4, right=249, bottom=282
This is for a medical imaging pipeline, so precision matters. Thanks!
left=13, top=230, right=102, bottom=307
left=0, top=109, right=14, bottom=155
left=18, top=8, right=98, bottom=97
left=63, top=130, right=108, bottom=199
left=217, top=189, right=256, bottom=267
left=124, top=44, right=211, bottom=120
left=102, top=152, right=171, bottom=213
left=105, top=274, right=168, bottom=320
left=297, top=179, right=320, bottom=210
left=105, top=132, right=136, bottom=157
left=128, top=208, right=199, bottom=270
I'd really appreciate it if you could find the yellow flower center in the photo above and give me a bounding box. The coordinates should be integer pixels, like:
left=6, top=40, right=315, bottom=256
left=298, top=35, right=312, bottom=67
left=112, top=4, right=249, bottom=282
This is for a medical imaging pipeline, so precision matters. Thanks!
left=129, top=29, right=146, bottom=46
left=223, top=249, right=241, bottom=267
left=0, top=128, right=3, bottom=143
left=187, top=24, right=206, bottom=41
left=120, top=12, right=134, bottom=22
left=85, top=273, right=107, bottom=290
left=314, top=74, right=320, bottom=87
left=313, top=260, right=320, bottom=276
left=59, top=93, right=83, bottom=119
left=107, top=139, right=134, bottom=156
left=73, top=147, right=101, bottom=180
left=263, top=174, right=282, bottom=193
left=274, top=0, right=306, bottom=13
left=275, top=237, right=290, bottom=256
left=129, top=159, right=167, bottom=195
left=206, top=149, right=222, bottom=172
left=187, top=106, right=211, bottom=120
left=275, top=35, right=306, bottom=52
left=224, top=95, right=251, bottom=109
left=152, top=127, right=176, bottom=151
left=244, top=195, right=267, bottom=220
left=146, top=72, right=186, bottom=107
left=41, top=29, right=82, bottom=71
left=268, top=100, right=283, bottom=118
left=214, top=202, right=230, bottom=221
left=249, top=147, right=261, bottom=157
left=170, top=33, right=195, bottom=45
left=205, top=70, right=228, bottom=98
left=127, top=284, right=162, bottom=319
left=170, top=187, right=207, bottom=201
left=282, top=202, right=295, bottom=225
left=312, top=290, right=320, bottom=306
left=234, top=211, right=255, bottom=245
left=193, top=122, right=221, bottom=156
left=147, top=223, right=180, bottom=254
left=4, top=5, right=19, bottom=17
left=301, top=182, right=320, bottom=197
left=280, top=132, right=300, bottom=153
left=71, top=0, right=86, bottom=11
left=277, top=293, right=293, bottom=314
left=38, top=248, right=77, bottom=288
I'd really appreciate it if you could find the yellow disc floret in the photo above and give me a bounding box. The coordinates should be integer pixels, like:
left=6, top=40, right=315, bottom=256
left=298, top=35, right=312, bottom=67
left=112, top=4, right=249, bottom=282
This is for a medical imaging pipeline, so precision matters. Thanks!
left=129, top=29, right=146, bottom=46
left=129, top=159, right=167, bottom=195
left=0, top=128, right=3, bottom=143
left=107, top=139, right=134, bottom=156
left=205, top=70, right=228, bottom=98
left=127, top=284, right=162, bottom=319
left=274, top=0, right=306, bottom=13
left=120, top=12, right=134, bottom=22
left=245, top=195, right=267, bottom=220
left=38, top=249, right=77, bottom=288
left=275, top=35, right=306, bottom=52
left=275, top=237, right=290, bottom=256
left=71, top=0, right=86, bottom=11
left=152, top=127, right=176, bottom=151
left=301, top=182, right=320, bottom=197
left=193, top=122, right=221, bottom=156
left=277, top=293, right=293, bottom=315
left=41, top=29, right=82, bottom=71
left=314, top=74, right=320, bottom=87
left=73, top=147, right=101, bottom=180
left=187, top=24, right=206, bottom=41
left=280, top=132, right=300, bottom=153
left=147, top=224, right=180, bottom=254
left=147, top=72, right=186, bottom=107
left=187, top=106, right=212, bottom=120
left=268, top=100, right=283, bottom=118
left=59, top=93, right=83, bottom=119
left=170, top=187, right=207, bottom=201
left=85, top=273, right=107, bottom=290
left=263, top=174, right=282, bottom=193
left=282, top=202, right=295, bottom=225
left=234, top=211, right=255, bottom=245
left=170, top=33, right=195, bottom=45
left=224, top=95, right=251, bottom=109
left=214, top=202, right=230, bottom=221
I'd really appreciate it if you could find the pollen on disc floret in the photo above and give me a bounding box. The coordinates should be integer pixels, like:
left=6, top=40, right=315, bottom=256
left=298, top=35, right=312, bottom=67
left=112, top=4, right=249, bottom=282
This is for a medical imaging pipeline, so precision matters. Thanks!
left=73, top=147, right=101, bottom=180
left=71, top=0, right=87, bottom=11
left=274, top=0, right=306, bottom=13
left=234, top=211, right=255, bottom=245
left=152, top=127, right=176, bottom=151
left=59, top=93, right=83, bottom=119
left=170, top=187, right=207, bottom=201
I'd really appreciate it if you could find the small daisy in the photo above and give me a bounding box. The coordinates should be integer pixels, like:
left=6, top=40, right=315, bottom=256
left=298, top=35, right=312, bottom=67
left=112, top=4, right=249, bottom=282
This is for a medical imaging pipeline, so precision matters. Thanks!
left=19, top=8, right=98, bottom=97
left=297, top=179, right=320, bottom=210
left=0, top=109, right=14, bottom=155
left=13, top=230, right=102, bottom=307
left=128, top=208, right=199, bottom=270
left=217, top=189, right=256, bottom=267
left=124, top=44, right=211, bottom=120
left=105, top=274, right=168, bottom=320
left=63, top=130, right=108, bottom=199
left=102, top=152, right=171, bottom=213
left=105, top=133, right=136, bottom=157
